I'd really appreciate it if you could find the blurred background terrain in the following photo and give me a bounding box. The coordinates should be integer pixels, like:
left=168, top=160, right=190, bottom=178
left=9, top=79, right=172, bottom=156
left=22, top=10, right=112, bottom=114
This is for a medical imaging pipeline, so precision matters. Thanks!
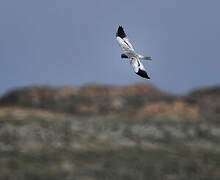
left=0, top=84, right=220, bottom=180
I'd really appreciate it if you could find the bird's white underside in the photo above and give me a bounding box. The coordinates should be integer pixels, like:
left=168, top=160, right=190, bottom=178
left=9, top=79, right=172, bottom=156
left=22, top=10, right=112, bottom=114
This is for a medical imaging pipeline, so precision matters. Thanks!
left=116, top=36, right=147, bottom=73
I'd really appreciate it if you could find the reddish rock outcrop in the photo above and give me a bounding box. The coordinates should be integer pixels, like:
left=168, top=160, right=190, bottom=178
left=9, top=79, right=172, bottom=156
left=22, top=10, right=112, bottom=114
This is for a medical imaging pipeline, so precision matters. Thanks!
left=0, top=84, right=219, bottom=119
left=136, top=101, right=200, bottom=119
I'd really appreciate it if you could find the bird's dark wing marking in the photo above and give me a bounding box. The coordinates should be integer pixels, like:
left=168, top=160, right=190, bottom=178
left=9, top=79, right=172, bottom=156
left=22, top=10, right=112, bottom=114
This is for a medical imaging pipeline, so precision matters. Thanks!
left=136, top=69, right=150, bottom=79
left=123, top=39, right=130, bottom=48
left=116, top=26, right=126, bottom=38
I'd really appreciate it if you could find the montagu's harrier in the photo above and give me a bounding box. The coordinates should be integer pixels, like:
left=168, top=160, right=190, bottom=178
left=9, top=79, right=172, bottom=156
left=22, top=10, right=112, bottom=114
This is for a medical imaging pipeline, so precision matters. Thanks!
left=116, top=26, right=152, bottom=79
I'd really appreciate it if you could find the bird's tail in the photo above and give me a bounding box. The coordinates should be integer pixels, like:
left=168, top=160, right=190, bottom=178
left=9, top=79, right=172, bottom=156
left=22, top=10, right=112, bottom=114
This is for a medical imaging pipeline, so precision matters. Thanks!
left=138, top=54, right=152, bottom=61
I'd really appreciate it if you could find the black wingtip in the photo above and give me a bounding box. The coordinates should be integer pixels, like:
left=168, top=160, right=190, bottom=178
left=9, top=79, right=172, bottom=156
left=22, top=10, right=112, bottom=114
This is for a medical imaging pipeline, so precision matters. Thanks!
left=145, top=75, right=150, bottom=79
left=116, top=26, right=126, bottom=38
left=136, top=69, right=150, bottom=79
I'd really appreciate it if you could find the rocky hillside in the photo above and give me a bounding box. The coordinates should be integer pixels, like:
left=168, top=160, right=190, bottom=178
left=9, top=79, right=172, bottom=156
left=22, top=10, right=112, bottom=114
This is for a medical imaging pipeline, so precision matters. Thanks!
left=0, top=84, right=220, bottom=119
left=0, top=84, right=220, bottom=179
left=0, top=106, right=220, bottom=179
left=185, top=86, right=220, bottom=117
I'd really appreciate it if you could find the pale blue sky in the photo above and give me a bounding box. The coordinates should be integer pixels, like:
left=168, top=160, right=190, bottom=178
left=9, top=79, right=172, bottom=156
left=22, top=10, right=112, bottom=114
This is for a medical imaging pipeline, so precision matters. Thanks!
left=0, top=0, right=220, bottom=95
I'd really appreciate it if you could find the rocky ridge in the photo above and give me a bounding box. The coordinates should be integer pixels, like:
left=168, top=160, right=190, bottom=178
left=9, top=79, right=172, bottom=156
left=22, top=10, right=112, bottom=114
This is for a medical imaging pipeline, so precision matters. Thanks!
left=0, top=84, right=219, bottom=119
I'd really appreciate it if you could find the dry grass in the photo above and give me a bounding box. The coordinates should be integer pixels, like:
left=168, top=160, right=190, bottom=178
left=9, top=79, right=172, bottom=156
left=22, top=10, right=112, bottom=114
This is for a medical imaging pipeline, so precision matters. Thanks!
left=0, top=107, right=220, bottom=179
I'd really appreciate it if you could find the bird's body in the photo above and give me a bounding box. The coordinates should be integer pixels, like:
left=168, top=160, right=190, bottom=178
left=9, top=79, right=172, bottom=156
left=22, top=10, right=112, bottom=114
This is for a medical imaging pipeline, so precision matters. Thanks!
left=116, top=26, right=152, bottom=79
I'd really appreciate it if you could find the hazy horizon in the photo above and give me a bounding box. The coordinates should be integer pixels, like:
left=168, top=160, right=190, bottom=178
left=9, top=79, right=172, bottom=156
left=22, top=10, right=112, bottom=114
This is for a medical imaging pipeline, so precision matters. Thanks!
left=1, top=0, right=220, bottom=95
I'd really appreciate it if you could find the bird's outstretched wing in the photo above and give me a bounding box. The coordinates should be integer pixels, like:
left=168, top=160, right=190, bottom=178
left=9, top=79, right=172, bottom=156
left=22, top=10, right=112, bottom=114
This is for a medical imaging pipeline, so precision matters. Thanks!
left=130, top=59, right=150, bottom=79
left=116, top=26, right=151, bottom=79
left=116, top=26, right=134, bottom=52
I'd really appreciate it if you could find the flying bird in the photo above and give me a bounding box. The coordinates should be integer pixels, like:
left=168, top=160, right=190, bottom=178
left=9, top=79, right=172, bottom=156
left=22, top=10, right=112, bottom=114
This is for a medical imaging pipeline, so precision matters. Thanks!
left=116, top=26, right=152, bottom=79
